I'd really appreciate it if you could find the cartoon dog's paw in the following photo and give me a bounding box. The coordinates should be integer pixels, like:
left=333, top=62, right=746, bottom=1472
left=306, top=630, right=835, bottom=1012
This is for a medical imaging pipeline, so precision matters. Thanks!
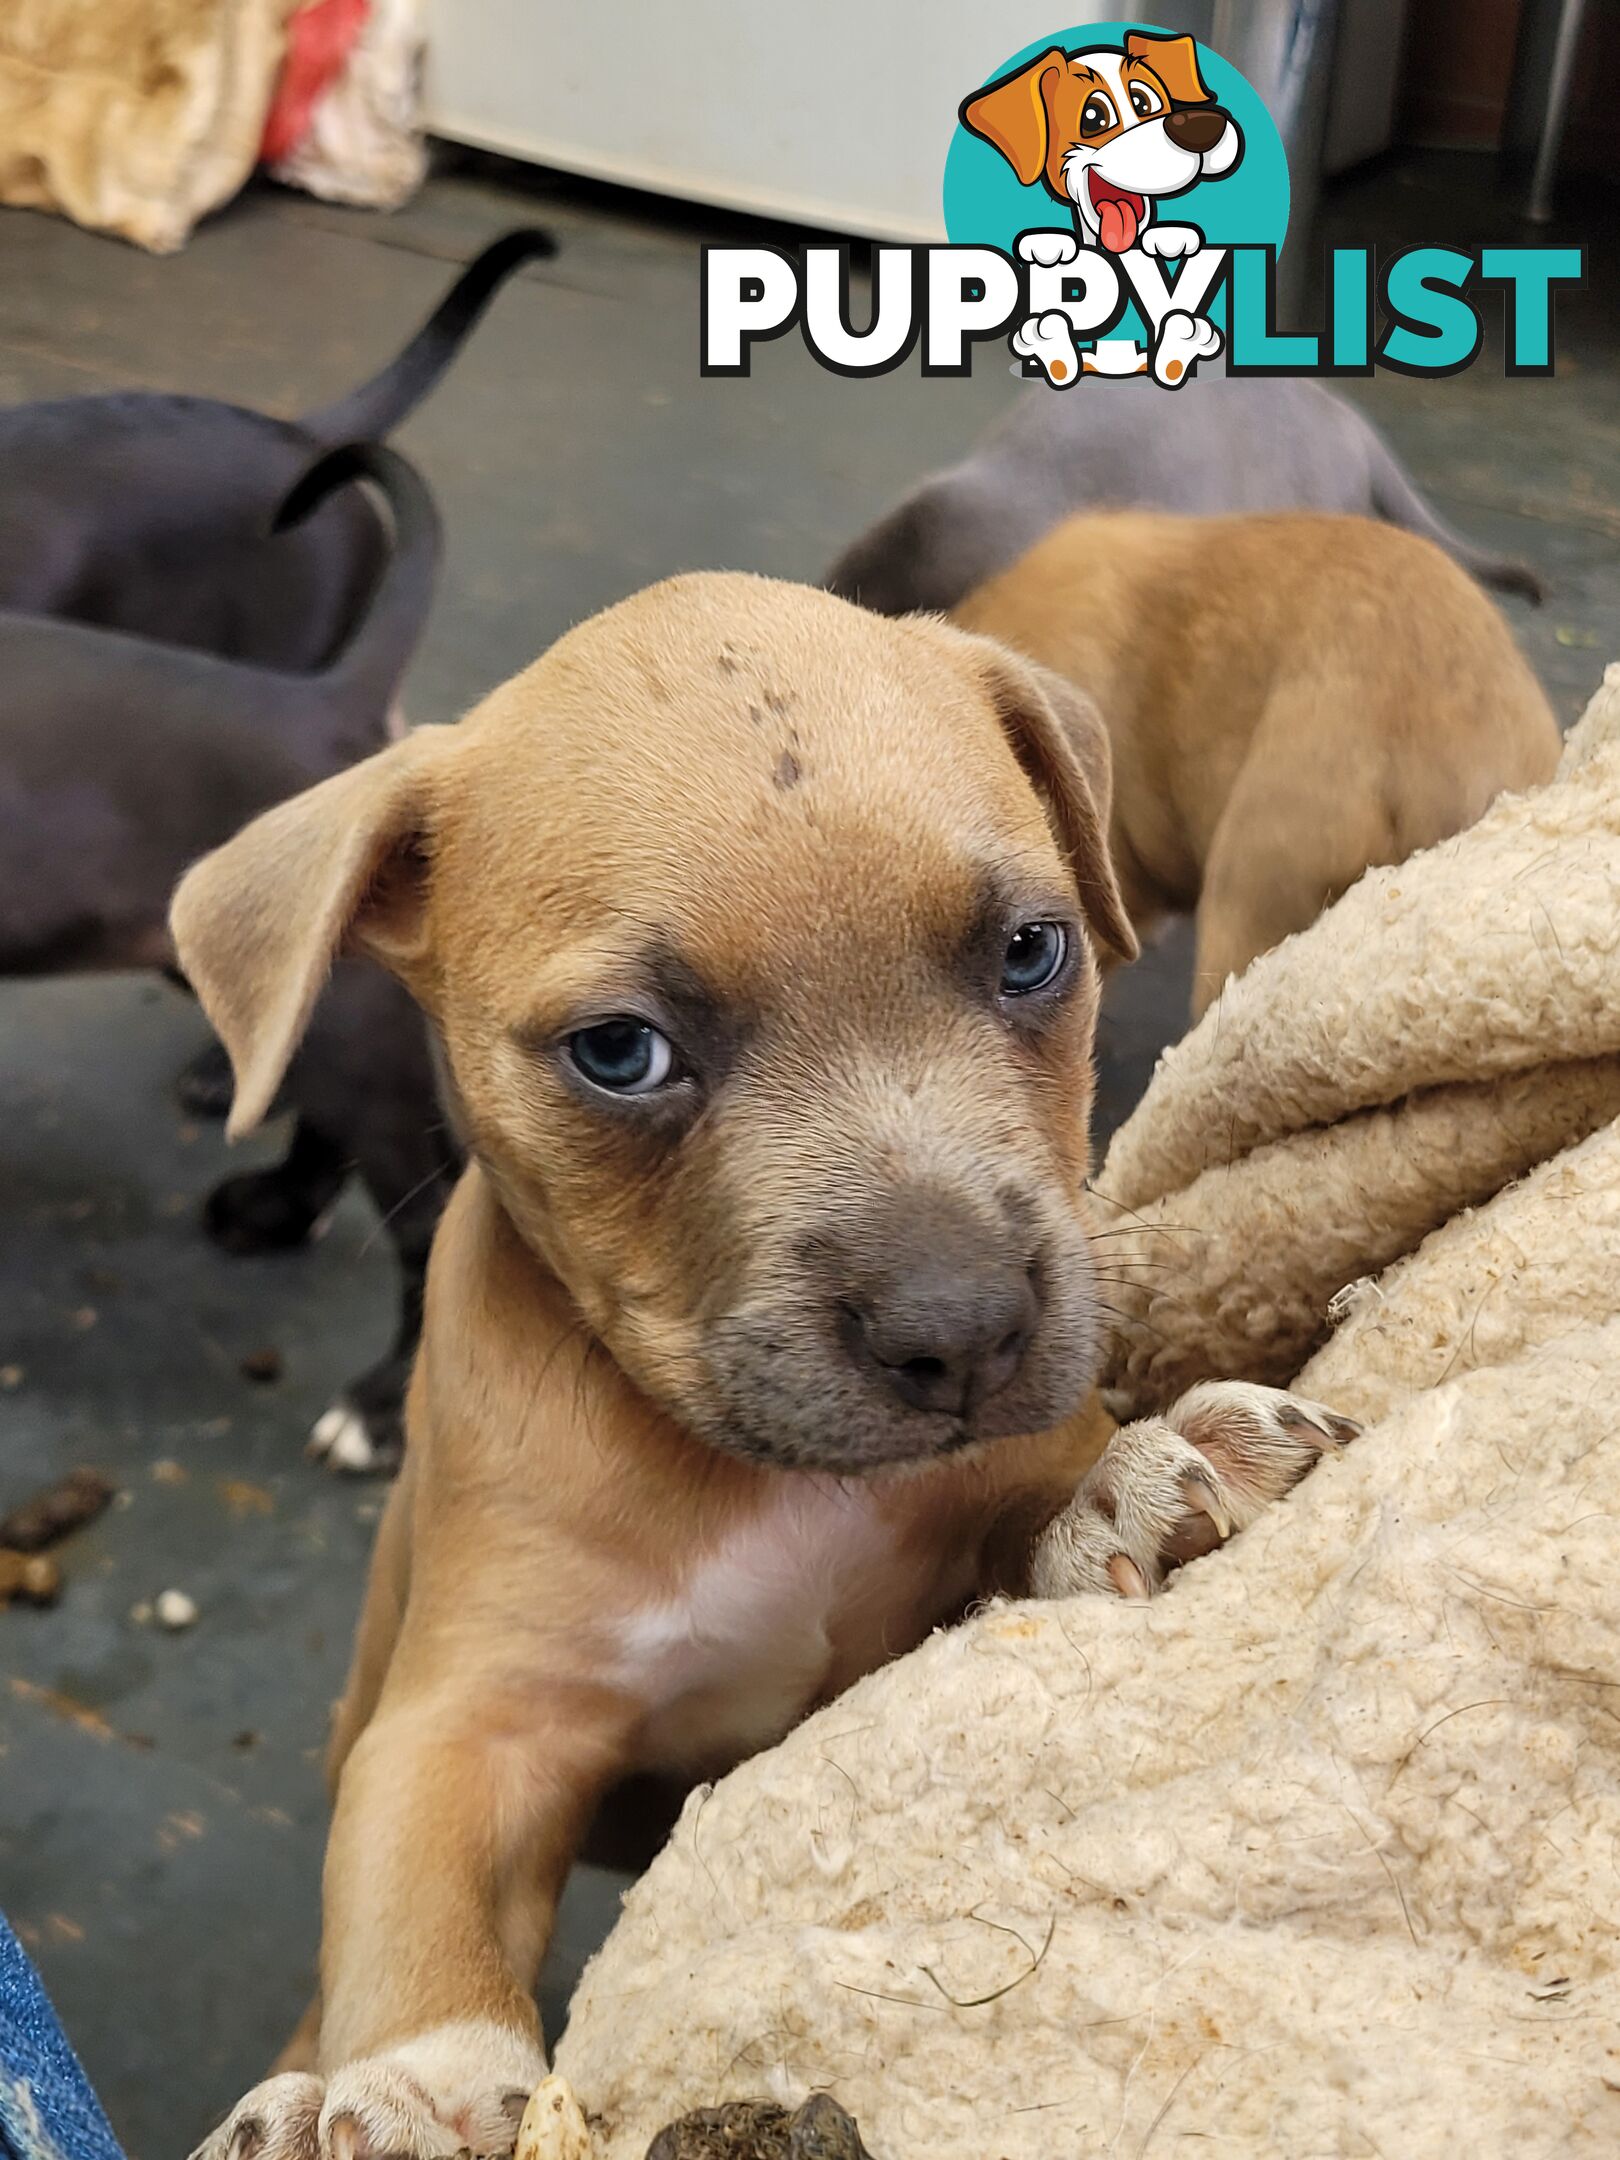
left=1151, top=308, right=1222, bottom=387
left=1017, top=228, right=1080, bottom=268
left=1011, top=309, right=1082, bottom=387
left=191, top=2032, right=551, bottom=2160
left=1138, top=223, right=1203, bottom=260
left=1030, top=1381, right=1358, bottom=1600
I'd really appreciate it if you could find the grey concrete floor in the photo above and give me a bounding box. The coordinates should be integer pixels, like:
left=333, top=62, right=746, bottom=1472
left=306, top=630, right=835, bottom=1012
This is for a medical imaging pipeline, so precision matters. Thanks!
left=0, top=147, right=1615, bottom=2158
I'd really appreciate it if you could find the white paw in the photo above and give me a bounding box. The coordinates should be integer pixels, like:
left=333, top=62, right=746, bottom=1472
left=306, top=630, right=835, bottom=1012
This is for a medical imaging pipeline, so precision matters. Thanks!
left=1151, top=307, right=1222, bottom=387
left=1017, top=228, right=1080, bottom=268
left=1011, top=309, right=1082, bottom=387
left=191, top=2027, right=550, bottom=2160
left=1031, top=1381, right=1358, bottom=1599
left=1138, top=223, right=1203, bottom=260
left=307, top=1404, right=389, bottom=1475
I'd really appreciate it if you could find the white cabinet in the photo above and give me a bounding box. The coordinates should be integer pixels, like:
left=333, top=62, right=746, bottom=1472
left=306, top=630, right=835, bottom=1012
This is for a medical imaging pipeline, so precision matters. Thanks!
left=422, top=0, right=1129, bottom=242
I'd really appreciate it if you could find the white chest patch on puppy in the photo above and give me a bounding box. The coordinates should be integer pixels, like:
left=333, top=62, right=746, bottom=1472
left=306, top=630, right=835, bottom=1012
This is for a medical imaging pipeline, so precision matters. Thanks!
left=617, top=1475, right=953, bottom=1775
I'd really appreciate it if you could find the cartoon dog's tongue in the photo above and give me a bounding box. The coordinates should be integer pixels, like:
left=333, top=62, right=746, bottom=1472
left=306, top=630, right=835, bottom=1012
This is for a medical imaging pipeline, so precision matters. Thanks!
left=1089, top=172, right=1144, bottom=253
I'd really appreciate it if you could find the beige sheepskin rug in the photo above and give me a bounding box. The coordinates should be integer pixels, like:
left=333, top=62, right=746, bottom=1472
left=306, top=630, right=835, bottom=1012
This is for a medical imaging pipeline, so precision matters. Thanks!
left=0, top=0, right=291, bottom=253
left=550, top=668, right=1620, bottom=2157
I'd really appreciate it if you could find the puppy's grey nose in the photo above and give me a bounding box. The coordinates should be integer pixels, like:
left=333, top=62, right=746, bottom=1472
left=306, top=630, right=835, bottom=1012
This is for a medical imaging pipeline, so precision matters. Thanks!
left=1165, top=106, right=1227, bottom=154
left=841, top=1257, right=1039, bottom=1420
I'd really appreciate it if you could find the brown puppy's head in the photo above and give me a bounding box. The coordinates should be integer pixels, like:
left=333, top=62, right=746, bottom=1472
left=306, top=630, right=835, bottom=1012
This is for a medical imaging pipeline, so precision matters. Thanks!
left=171, top=576, right=1136, bottom=1475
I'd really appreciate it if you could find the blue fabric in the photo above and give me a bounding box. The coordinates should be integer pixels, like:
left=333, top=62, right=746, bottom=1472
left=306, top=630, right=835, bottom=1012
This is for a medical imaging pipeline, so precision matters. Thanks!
left=0, top=1915, right=124, bottom=2160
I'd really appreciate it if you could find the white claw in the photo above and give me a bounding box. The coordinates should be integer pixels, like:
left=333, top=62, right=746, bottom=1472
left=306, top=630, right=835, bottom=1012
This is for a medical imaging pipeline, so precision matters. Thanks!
left=1183, top=1475, right=1232, bottom=1540
left=1108, top=1554, right=1154, bottom=1601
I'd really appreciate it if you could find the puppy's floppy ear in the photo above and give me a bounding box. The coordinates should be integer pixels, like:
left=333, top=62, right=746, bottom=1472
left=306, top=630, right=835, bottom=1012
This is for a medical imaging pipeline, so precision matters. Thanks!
left=960, top=48, right=1065, bottom=187
left=169, top=726, right=452, bottom=1139
left=971, top=641, right=1138, bottom=963
left=1125, top=29, right=1213, bottom=106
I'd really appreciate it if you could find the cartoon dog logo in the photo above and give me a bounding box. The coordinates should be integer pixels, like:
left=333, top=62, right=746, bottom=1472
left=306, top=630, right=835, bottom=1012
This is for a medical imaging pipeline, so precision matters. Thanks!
left=961, top=30, right=1244, bottom=388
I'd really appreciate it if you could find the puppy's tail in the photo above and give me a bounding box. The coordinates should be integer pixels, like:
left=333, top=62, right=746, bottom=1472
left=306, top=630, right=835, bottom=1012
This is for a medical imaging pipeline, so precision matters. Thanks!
left=274, top=443, right=441, bottom=708
left=1365, top=423, right=1545, bottom=604
left=299, top=227, right=556, bottom=445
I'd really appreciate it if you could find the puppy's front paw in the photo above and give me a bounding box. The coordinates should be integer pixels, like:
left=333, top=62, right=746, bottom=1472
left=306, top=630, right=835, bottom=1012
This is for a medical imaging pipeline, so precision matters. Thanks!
left=193, top=2031, right=550, bottom=2160
left=192, top=2072, right=327, bottom=2160
left=1030, top=1381, right=1357, bottom=1600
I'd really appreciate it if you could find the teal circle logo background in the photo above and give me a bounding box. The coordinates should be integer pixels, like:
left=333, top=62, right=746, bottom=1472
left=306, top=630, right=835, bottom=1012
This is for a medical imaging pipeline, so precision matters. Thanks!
left=943, top=24, right=1290, bottom=261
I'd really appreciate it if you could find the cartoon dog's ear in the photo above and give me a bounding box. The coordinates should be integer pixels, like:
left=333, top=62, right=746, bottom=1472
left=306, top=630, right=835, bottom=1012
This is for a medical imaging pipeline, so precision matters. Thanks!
left=964, top=635, right=1138, bottom=963
left=960, top=48, right=1066, bottom=187
left=169, top=726, right=454, bottom=1138
left=1125, top=29, right=1213, bottom=105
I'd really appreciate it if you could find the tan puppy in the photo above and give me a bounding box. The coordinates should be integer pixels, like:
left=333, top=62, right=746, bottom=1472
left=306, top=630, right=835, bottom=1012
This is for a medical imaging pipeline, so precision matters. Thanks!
left=174, top=576, right=1355, bottom=2160
left=952, top=512, right=1561, bottom=1017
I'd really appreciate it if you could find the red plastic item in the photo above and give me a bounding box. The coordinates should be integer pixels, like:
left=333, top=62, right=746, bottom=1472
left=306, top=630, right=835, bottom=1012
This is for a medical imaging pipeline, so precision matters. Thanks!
left=261, top=0, right=370, bottom=165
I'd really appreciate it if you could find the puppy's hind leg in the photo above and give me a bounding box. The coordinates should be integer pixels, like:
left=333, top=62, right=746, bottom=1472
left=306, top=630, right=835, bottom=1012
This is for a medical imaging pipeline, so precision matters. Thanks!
left=1189, top=720, right=1393, bottom=1020
left=294, top=965, right=460, bottom=1474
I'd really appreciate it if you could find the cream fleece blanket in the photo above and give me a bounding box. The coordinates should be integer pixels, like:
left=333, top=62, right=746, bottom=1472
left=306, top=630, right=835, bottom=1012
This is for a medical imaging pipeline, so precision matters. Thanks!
left=0, top=0, right=291, bottom=253
left=552, top=670, right=1620, bottom=2157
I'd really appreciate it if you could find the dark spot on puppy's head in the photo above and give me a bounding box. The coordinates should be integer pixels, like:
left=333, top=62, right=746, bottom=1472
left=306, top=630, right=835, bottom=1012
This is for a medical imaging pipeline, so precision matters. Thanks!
left=716, top=648, right=739, bottom=676
left=774, top=750, right=802, bottom=791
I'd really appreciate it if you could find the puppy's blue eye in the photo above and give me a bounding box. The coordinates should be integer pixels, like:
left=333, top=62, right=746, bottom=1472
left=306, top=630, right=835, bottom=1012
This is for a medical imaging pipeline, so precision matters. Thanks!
left=1000, top=921, right=1069, bottom=996
left=568, top=1019, right=675, bottom=1094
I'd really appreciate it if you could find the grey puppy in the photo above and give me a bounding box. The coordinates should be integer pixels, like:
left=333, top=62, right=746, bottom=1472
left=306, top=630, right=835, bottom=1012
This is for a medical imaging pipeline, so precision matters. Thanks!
left=0, top=445, right=455, bottom=1469
left=823, top=376, right=1542, bottom=617
left=0, top=233, right=550, bottom=1463
left=6, top=224, right=552, bottom=1133
left=0, top=226, right=554, bottom=665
